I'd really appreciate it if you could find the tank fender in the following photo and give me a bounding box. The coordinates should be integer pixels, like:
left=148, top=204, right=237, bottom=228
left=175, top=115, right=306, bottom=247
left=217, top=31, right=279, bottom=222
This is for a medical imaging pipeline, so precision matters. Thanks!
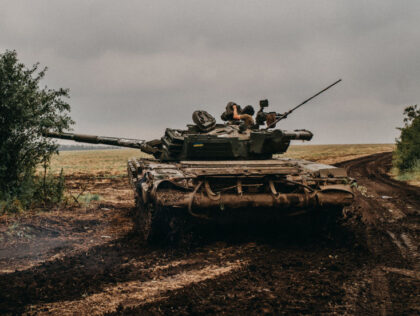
left=149, top=179, right=191, bottom=201
left=319, top=184, right=354, bottom=195
left=316, top=184, right=354, bottom=206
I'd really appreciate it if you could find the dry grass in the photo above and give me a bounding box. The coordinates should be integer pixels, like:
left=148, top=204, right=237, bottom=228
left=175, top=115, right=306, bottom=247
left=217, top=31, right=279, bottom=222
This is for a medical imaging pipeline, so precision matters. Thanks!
left=283, top=143, right=395, bottom=165
left=48, top=144, right=394, bottom=177
left=49, top=149, right=148, bottom=176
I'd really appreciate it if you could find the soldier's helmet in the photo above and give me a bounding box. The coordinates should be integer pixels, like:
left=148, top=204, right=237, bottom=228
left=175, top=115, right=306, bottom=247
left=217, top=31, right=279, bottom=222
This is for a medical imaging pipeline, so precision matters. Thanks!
left=221, top=101, right=242, bottom=121
left=242, top=105, right=255, bottom=116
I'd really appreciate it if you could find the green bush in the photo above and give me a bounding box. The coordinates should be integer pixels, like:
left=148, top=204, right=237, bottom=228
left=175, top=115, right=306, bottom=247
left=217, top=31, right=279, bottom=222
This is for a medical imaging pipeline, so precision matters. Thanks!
left=0, top=50, right=73, bottom=213
left=32, top=167, right=66, bottom=208
left=393, top=105, right=420, bottom=172
left=394, top=160, right=420, bottom=182
left=0, top=168, right=66, bottom=214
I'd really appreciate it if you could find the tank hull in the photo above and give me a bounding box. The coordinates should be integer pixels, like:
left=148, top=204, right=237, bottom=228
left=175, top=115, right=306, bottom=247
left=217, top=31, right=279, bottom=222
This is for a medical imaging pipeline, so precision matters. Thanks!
left=128, top=158, right=354, bottom=243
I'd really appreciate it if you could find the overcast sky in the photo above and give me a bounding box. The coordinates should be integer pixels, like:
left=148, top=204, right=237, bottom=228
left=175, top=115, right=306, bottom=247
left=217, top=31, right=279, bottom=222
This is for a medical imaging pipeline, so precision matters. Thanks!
left=1, top=0, right=419, bottom=144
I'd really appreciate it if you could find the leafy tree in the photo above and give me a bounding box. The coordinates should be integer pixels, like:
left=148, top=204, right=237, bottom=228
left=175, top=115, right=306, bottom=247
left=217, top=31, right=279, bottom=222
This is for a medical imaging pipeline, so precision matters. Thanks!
left=393, top=104, right=420, bottom=171
left=0, top=50, right=73, bottom=211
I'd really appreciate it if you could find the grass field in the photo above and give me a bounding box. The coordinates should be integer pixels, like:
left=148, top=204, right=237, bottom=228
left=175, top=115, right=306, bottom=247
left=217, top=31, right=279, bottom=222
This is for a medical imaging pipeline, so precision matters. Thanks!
left=49, top=148, right=142, bottom=176
left=48, top=144, right=395, bottom=176
left=282, top=143, right=394, bottom=165
left=391, top=160, right=420, bottom=187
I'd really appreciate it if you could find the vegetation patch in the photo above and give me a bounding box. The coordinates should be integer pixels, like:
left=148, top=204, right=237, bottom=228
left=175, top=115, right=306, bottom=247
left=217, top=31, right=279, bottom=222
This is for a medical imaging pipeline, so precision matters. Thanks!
left=0, top=50, right=73, bottom=214
left=391, top=160, right=420, bottom=186
left=393, top=105, right=420, bottom=186
left=77, top=193, right=102, bottom=205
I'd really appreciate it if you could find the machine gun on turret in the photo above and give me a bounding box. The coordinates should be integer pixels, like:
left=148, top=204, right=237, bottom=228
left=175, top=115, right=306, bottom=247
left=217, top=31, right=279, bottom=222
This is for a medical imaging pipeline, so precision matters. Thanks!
left=256, top=79, right=342, bottom=129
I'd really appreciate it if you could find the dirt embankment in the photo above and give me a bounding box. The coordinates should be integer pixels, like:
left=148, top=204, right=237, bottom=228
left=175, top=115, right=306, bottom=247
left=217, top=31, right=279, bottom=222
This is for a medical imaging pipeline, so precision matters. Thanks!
left=0, top=152, right=419, bottom=315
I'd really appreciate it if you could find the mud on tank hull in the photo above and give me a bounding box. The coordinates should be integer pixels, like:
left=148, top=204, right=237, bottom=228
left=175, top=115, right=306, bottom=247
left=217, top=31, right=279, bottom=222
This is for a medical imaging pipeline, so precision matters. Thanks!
left=128, top=158, right=354, bottom=243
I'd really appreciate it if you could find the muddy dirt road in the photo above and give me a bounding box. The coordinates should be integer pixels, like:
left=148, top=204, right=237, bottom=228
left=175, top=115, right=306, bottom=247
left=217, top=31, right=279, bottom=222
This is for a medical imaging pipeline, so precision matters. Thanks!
left=0, top=152, right=418, bottom=315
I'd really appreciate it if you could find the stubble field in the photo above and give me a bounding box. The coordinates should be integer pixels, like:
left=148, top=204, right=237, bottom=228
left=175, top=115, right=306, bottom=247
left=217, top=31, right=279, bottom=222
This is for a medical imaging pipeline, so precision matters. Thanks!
left=49, top=143, right=395, bottom=176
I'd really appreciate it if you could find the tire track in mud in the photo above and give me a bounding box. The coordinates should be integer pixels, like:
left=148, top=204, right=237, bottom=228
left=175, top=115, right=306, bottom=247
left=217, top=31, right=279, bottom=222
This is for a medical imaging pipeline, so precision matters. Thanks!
left=337, top=152, right=419, bottom=266
left=336, top=152, right=420, bottom=315
left=338, top=152, right=420, bottom=211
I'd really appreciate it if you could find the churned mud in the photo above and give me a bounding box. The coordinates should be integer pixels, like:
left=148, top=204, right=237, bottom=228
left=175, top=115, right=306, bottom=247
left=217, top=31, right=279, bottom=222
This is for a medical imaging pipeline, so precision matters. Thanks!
left=0, top=152, right=419, bottom=315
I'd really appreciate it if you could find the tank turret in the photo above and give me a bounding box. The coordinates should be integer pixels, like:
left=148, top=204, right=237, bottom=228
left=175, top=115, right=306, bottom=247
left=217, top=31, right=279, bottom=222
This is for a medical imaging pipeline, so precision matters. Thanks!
left=44, top=126, right=313, bottom=161
left=44, top=80, right=343, bottom=162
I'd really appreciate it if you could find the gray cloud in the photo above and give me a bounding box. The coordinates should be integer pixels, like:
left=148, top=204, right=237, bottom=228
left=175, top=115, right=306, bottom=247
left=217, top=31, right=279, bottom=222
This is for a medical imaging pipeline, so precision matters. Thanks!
left=1, top=0, right=419, bottom=143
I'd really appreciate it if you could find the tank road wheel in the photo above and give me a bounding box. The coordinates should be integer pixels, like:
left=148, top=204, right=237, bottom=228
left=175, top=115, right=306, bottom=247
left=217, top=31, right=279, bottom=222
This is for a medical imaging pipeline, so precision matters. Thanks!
left=148, top=205, right=192, bottom=247
left=133, top=196, right=152, bottom=242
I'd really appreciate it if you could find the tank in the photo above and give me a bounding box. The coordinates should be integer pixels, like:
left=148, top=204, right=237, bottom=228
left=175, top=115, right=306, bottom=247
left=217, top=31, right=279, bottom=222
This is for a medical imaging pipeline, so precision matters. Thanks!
left=44, top=79, right=354, bottom=244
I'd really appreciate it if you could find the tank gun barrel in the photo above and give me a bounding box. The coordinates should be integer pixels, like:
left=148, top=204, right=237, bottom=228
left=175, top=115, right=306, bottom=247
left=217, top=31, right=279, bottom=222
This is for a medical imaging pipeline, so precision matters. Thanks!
left=43, top=131, right=149, bottom=150
left=282, top=130, right=313, bottom=141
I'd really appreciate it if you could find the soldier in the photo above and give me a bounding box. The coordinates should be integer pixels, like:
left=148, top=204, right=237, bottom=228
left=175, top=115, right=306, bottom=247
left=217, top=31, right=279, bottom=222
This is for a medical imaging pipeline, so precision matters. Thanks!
left=221, top=102, right=255, bottom=128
